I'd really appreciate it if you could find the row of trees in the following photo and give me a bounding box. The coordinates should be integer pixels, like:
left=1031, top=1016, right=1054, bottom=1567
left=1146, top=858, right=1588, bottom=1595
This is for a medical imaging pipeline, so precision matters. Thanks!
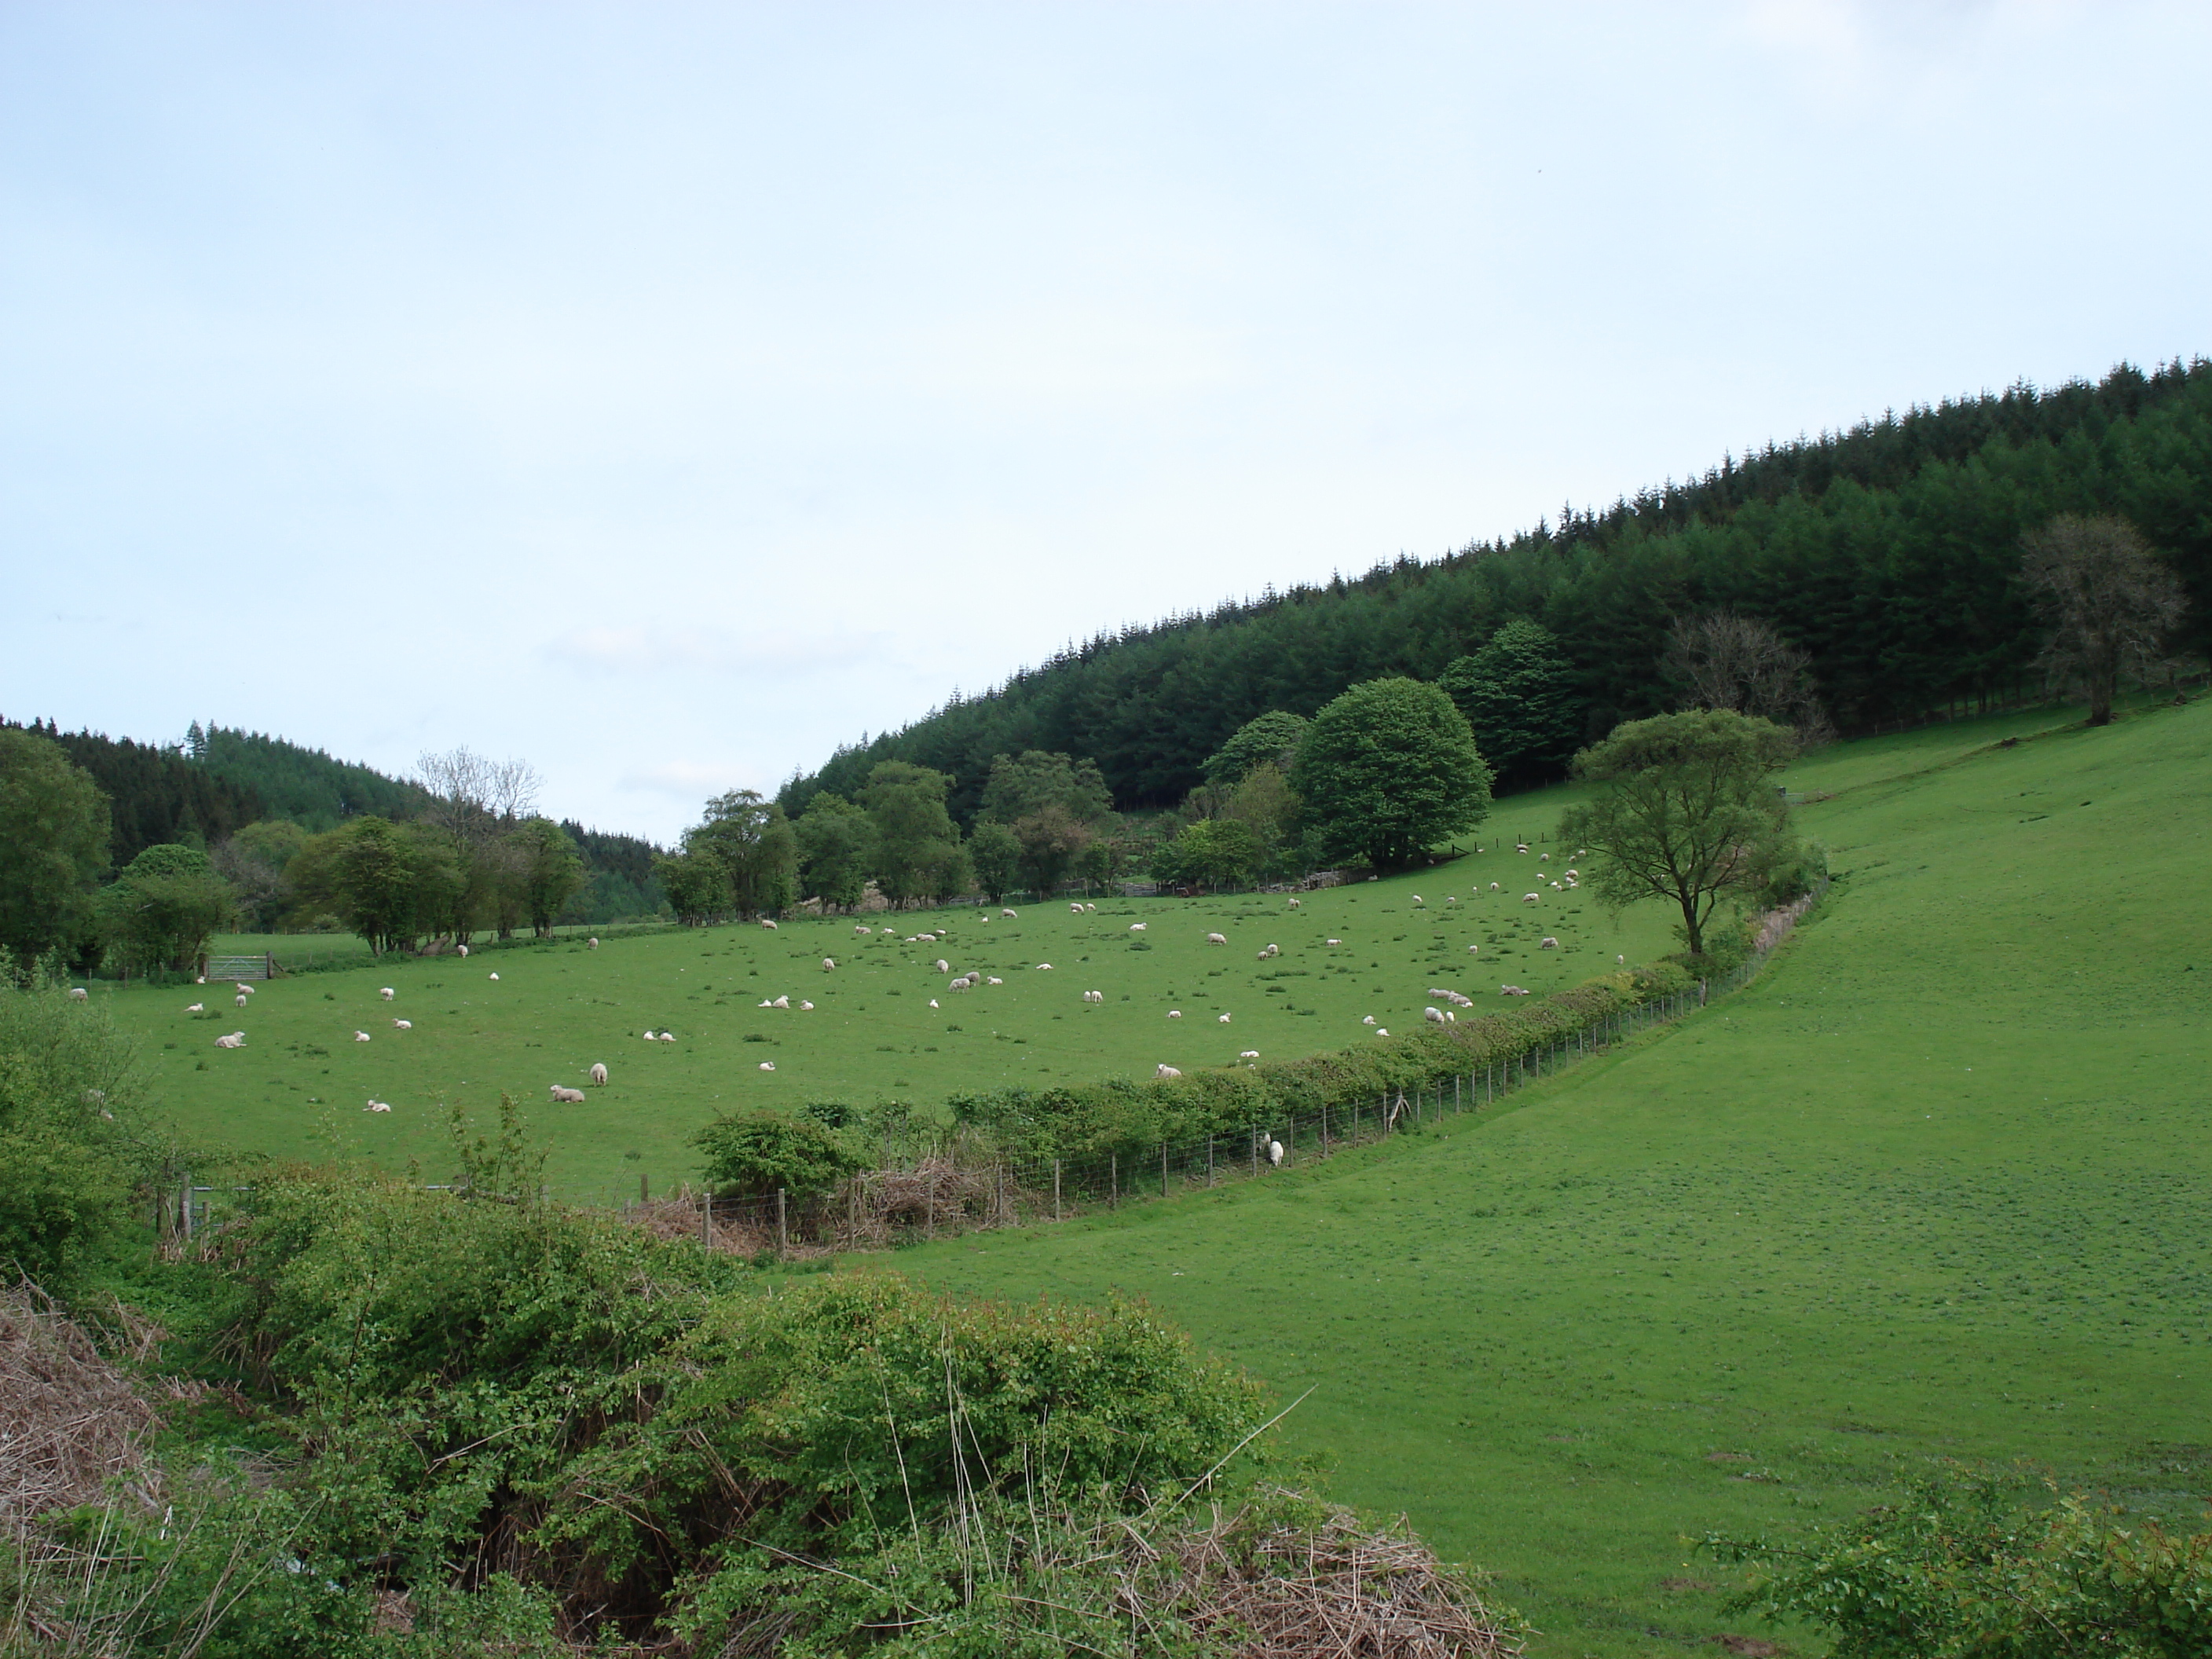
left=782, top=360, right=2212, bottom=817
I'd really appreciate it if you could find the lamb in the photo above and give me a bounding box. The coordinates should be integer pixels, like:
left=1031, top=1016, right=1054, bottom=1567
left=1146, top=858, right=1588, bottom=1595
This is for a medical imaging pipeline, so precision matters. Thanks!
left=236, top=994, right=249, bottom=1008
left=759, top=1060, right=775, bottom=1071
left=1082, top=990, right=1104, bottom=1003
left=1286, top=897, right=1300, bottom=909
left=1129, top=922, right=1147, bottom=932
left=1361, top=1014, right=1376, bottom=1026
left=1326, top=937, right=1342, bottom=945
left=801, top=999, right=817, bottom=1010
left=1155, top=1064, right=1181, bottom=1079
left=1550, top=881, right=1562, bottom=890
left=214, top=1032, right=244, bottom=1049
left=392, top=1018, right=412, bottom=1029
left=1267, top=1139, right=1284, bottom=1166
left=354, top=1031, right=372, bottom=1042
left=645, top=1028, right=658, bottom=1038
left=549, top=1086, right=587, bottom=1104
left=1166, top=1009, right=1182, bottom=1019
left=928, top=999, right=939, bottom=1009
left=771, top=995, right=790, bottom=1009
left=1218, top=1013, right=1232, bottom=1024
left=590, top=1063, right=608, bottom=1086
left=986, top=976, right=1003, bottom=986
left=856, top=925, right=873, bottom=935
left=380, top=987, right=395, bottom=1001
left=1206, top=932, right=1228, bottom=946
left=1240, top=1049, right=1260, bottom=1060
left=1035, top=962, right=1053, bottom=971
left=185, top=1002, right=203, bottom=1013
left=236, top=983, right=255, bottom=995
left=364, top=1100, right=391, bottom=1112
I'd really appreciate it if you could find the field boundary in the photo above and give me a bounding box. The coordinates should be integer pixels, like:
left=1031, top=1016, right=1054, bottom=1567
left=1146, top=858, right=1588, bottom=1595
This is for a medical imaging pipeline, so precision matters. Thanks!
left=674, top=878, right=1832, bottom=1256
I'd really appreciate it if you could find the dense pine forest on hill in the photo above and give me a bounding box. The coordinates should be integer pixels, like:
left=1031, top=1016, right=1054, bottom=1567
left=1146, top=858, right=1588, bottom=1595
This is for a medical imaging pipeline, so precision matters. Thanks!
left=784, top=359, right=2212, bottom=820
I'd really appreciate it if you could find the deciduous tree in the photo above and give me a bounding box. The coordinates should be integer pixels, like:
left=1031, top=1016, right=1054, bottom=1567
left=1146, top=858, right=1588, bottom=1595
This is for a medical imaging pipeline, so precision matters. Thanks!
left=1663, top=611, right=1834, bottom=746
left=0, top=728, right=110, bottom=971
left=97, top=844, right=234, bottom=974
left=965, top=820, right=1022, bottom=904
left=1289, top=679, right=1492, bottom=870
left=1438, top=619, right=1585, bottom=786
left=1201, top=711, right=1308, bottom=788
left=793, top=793, right=879, bottom=911
left=2018, top=514, right=2188, bottom=726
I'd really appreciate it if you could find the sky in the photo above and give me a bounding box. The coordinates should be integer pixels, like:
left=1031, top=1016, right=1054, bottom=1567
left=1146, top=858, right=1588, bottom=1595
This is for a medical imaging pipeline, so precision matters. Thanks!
left=5, top=1, right=2207, bottom=844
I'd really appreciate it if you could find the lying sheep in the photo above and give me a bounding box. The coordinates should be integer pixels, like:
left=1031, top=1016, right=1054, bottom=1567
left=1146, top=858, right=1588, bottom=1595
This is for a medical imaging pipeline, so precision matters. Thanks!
left=1166, top=1009, right=1182, bottom=1019
left=214, top=1032, right=244, bottom=1049
left=1500, top=985, right=1530, bottom=997
left=1240, top=1049, right=1260, bottom=1060
left=353, top=1030, right=372, bottom=1042
left=392, top=1018, right=412, bottom=1029
left=185, top=1002, right=204, bottom=1013
left=549, top=1085, right=587, bottom=1104
left=364, top=1100, right=391, bottom=1113
left=1156, top=1064, right=1181, bottom=1079
left=1218, top=1013, right=1232, bottom=1024
left=1129, top=922, right=1147, bottom=932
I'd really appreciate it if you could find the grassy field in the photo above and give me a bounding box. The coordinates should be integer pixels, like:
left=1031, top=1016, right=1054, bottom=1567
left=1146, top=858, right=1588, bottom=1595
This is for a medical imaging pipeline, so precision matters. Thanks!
left=101, top=800, right=1675, bottom=1202
left=840, top=698, right=2212, bottom=1657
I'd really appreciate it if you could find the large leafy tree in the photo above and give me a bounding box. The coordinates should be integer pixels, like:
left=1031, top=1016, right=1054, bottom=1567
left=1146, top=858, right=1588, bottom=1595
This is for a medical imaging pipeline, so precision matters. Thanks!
left=1157, top=817, right=1260, bottom=891
left=859, top=762, right=968, bottom=906
left=1557, top=709, right=1797, bottom=958
left=654, top=849, right=731, bottom=925
left=97, top=844, right=235, bottom=974
left=965, top=820, right=1022, bottom=904
left=213, top=819, right=308, bottom=932
left=286, top=816, right=452, bottom=954
left=507, top=818, right=586, bottom=938
left=2018, top=514, right=2188, bottom=725
left=689, top=790, right=800, bottom=919
left=1201, top=711, right=1308, bottom=787
left=793, top=793, right=879, bottom=911
left=1437, top=619, right=1583, bottom=789
left=977, top=751, right=1112, bottom=825
left=1289, top=678, right=1492, bottom=870
left=0, top=728, right=111, bottom=970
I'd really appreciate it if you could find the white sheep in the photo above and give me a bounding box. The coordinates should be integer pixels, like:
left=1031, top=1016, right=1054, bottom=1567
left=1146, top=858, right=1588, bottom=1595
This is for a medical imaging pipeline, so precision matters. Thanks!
left=761, top=919, right=778, bottom=929
left=1035, top=962, right=1053, bottom=971
left=1489, top=882, right=1501, bottom=891
left=644, top=1028, right=658, bottom=1039
left=458, top=944, right=468, bottom=957
left=928, top=998, right=939, bottom=1009
left=393, top=1018, right=412, bottom=1029
left=1155, top=1064, right=1181, bottom=1079
left=185, top=1002, right=204, bottom=1013
left=489, top=972, right=500, bottom=980
left=1516, top=843, right=1529, bottom=854
left=1267, top=1139, right=1284, bottom=1166
left=799, top=999, right=815, bottom=1010
left=1551, top=881, right=1562, bottom=890
left=1361, top=1014, right=1376, bottom=1026
left=1468, top=943, right=1481, bottom=954
left=68, top=987, right=90, bottom=1002
left=549, top=1085, right=586, bottom=1104
left=1071, top=902, right=1084, bottom=913
left=1424, top=1006, right=1445, bottom=1024
left=1129, top=922, right=1147, bottom=932
left=1084, top=903, right=1097, bottom=912
left=214, top=1032, right=244, bottom=1049
left=235, top=994, right=248, bottom=1008
left=1257, top=943, right=1280, bottom=959
left=236, top=983, right=255, bottom=995
left=1327, top=937, right=1342, bottom=946
left=772, top=995, right=790, bottom=1009
left=1564, top=869, right=1579, bottom=879
left=354, top=1031, right=372, bottom=1042
left=588, top=937, right=599, bottom=949
left=1287, top=897, right=1300, bottom=908
left=1412, top=895, right=1424, bottom=906
left=1576, top=848, right=1588, bottom=858
left=980, top=914, right=991, bottom=923
left=759, top=1060, right=775, bottom=1071
left=658, top=1031, right=676, bottom=1043
left=1375, top=1027, right=1390, bottom=1037
left=934, top=958, right=950, bottom=973
left=1001, top=907, right=1018, bottom=919
left=380, top=987, right=395, bottom=1001
left=1540, top=852, right=1550, bottom=861
left=1523, top=893, right=1540, bottom=904
left=822, top=958, right=837, bottom=970
left=1207, top=932, right=1228, bottom=946
left=1166, top=1009, right=1182, bottom=1019
left=590, top=1063, right=608, bottom=1086
left=1500, top=985, right=1529, bottom=997
left=1083, top=990, right=1104, bottom=1003
left=856, top=925, right=872, bottom=935
left=1446, top=1010, right=1457, bottom=1021
left=1218, top=1013, right=1232, bottom=1024
left=987, top=976, right=1003, bottom=985
left=1240, top=1049, right=1260, bottom=1060
left=364, top=1100, right=391, bottom=1113
left=950, top=976, right=972, bottom=992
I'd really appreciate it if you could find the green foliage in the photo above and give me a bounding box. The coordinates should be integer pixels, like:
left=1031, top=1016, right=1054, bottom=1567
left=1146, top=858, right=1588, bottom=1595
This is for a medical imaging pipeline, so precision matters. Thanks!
left=285, top=817, right=458, bottom=954
left=1758, top=838, right=1830, bottom=908
left=978, top=749, right=1112, bottom=825
left=1559, top=709, right=1798, bottom=955
left=689, top=789, right=800, bottom=918
left=0, top=984, right=145, bottom=1278
left=965, top=819, right=1023, bottom=903
left=1009, top=801, right=1092, bottom=896
left=1203, top=709, right=1309, bottom=787
left=1155, top=817, right=1261, bottom=891
left=1705, top=1467, right=2212, bottom=1658
left=654, top=845, right=731, bottom=925
left=1291, top=678, right=1492, bottom=870
left=691, top=1108, right=866, bottom=1199
left=1437, top=618, right=1583, bottom=789
left=504, top=817, right=584, bottom=938
left=193, top=720, right=428, bottom=830
left=97, top=842, right=236, bottom=975
left=1221, top=761, right=1305, bottom=881
left=17, top=718, right=258, bottom=868
left=213, top=819, right=309, bottom=932
left=862, top=761, right=971, bottom=905
left=2018, top=513, right=2190, bottom=727
left=794, top=791, right=880, bottom=910
left=0, top=726, right=111, bottom=969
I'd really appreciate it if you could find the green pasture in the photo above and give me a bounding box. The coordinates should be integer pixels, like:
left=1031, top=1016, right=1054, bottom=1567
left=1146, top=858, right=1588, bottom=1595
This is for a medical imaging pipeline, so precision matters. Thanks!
left=862, top=698, right=2212, bottom=1657
left=102, top=815, right=1672, bottom=1202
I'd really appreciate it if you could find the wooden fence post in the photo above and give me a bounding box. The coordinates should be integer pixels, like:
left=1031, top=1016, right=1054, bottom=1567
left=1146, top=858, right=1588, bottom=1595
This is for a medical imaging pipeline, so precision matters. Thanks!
left=1161, top=1142, right=1169, bottom=1198
left=777, top=1188, right=788, bottom=1258
left=1320, top=1102, right=1329, bottom=1155
left=699, top=1192, right=710, bottom=1249
left=1054, top=1159, right=1063, bottom=1221
left=639, top=1173, right=649, bottom=1206
left=1207, top=1134, right=1214, bottom=1185
left=180, top=1176, right=193, bottom=1242
left=1111, top=1152, right=1119, bottom=1207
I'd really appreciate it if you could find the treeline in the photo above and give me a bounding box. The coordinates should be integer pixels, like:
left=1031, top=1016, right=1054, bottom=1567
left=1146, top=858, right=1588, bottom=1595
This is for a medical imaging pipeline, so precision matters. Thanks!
left=785, top=359, right=2212, bottom=817
left=8, top=719, right=264, bottom=864
left=189, top=721, right=430, bottom=830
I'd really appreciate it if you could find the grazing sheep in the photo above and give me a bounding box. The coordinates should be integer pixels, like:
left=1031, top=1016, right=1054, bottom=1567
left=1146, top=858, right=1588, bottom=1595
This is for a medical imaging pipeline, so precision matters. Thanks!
left=549, top=1085, right=586, bottom=1104
left=950, top=976, right=972, bottom=992
left=1267, top=1140, right=1284, bottom=1166
left=590, top=1063, right=608, bottom=1086
left=1207, top=932, right=1228, bottom=946
left=1218, top=1013, right=1232, bottom=1024
left=364, top=1100, right=391, bottom=1112
left=1446, top=1009, right=1458, bottom=1022
left=1257, top=943, right=1280, bottom=959
left=822, top=958, right=837, bottom=970
left=458, top=944, right=468, bottom=957
left=1550, top=881, right=1562, bottom=890
left=185, top=1002, right=203, bottom=1013
left=1617, top=954, right=1626, bottom=964
left=1523, top=893, right=1540, bottom=904
left=1287, top=897, right=1300, bottom=909
left=934, top=958, right=950, bottom=973
left=1166, top=1009, right=1182, bottom=1019
left=1326, top=937, right=1342, bottom=945
left=658, top=1031, right=676, bottom=1043
left=1129, top=922, right=1147, bottom=932
left=1240, top=1049, right=1260, bottom=1060
left=761, top=919, right=778, bottom=930
left=1489, top=882, right=1501, bottom=891
left=1084, top=903, right=1097, bottom=911
left=1071, top=903, right=1085, bottom=914
left=214, top=1032, right=244, bottom=1049
left=354, top=1031, right=372, bottom=1042
left=392, top=1018, right=412, bottom=1029
left=1001, top=908, right=1018, bottom=919
left=1155, top=1064, right=1181, bottom=1079
left=1576, top=848, right=1588, bottom=858
left=235, top=994, right=248, bottom=1008
left=380, top=987, right=395, bottom=1001
left=1035, top=962, right=1053, bottom=971
left=1468, top=944, right=1481, bottom=954
left=1564, top=869, right=1578, bottom=879
left=759, top=1060, right=775, bottom=1071
left=1424, top=1006, right=1445, bottom=1024
left=1540, top=852, right=1550, bottom=862
left=588, top=937, right=599, bottom=949
left=1412, top=895, right=1424, bottom=906
left=1540, top=936, right=1559, bottom=950
left=1083, top=990, right=1104, bottom=1003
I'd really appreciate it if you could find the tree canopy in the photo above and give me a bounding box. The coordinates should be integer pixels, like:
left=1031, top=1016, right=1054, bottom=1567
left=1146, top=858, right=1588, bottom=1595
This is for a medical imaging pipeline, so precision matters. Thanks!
left=97, top=843, right=234, bottom=974
left=1289, top=678, right=1492, bottom=870
left=0, top=729, right=111, bottom=970
left=2018, top=514, right=2188, bottom=725
left=1202, top=711, right=1309, bottom=787
left=1437, top=619, right=1581, bottom=789
left=1558, top=709, right=1798, bottom=958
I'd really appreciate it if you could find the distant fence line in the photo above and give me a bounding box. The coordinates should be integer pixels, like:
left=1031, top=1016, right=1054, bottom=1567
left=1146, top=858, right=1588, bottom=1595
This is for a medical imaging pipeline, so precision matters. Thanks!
left=650, top=879, right=1830, bottom=1258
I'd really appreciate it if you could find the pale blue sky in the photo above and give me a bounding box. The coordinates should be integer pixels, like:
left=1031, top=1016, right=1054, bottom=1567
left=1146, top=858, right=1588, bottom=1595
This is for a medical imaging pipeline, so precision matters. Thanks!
left=5, top=1, right=2207, bottom=841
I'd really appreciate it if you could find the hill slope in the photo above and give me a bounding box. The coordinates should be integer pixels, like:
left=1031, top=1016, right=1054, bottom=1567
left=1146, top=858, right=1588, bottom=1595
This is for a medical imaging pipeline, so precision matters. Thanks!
left=786, top=359, right=2212, bottom=820
left=878, top=697, right=2212, bottom=1657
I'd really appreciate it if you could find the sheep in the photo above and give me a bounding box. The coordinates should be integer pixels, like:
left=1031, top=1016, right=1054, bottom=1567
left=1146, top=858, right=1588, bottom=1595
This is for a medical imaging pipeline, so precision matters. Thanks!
left=1539, top=852, right=1550, bottom=862
left=364, top=1100, right=391, bottom=1113
left=1071, top=903, right=1085, bottom=914
left=1035, top=962, right=1053, bottom=971
left=928, top=998, right=939, bottom=1009
left=488, top=972, right=500, bottom=981
left=856, top=925, right=873, bottom=935
left=1540, top=936, right=1559, bottom=950
left=980, top=914, right=991, bottom=923
left=987, top=976, right=1003, bottom=985
left=235, top=994, right=249, bottom=1009
left=1424, top=1006, right=1445, bottom=1024
left=1361, top=1014, right=1376, bottom=1026
left=1467, top=943, right=1481, bottom=954
left=1564, top=869, right=1578, bottom=880
left=1375, top=1027, right=1390, bottom=1037
left=1446, top=895, right=1459, bottom=905
left=1000, top=907, right=1018, bottom=919
left=1257, top=943, right=1280, bottom=959
left=1206, top=932, right=1228, bottom=946
left=1218, top=1013, right=1232, bottom=1024
left=1550, top=881, right=1562, bottom=890
left=1489, top=882, right=1501, bottom=891
left=1446, top=1009, right=1457, bottom=1022
left=588, top=937, right=599, bottom=949
left=1576, top=848, right=1588, bottom=858
left=194, top=976, right=205, bottom=984
left=236, top=983, right=255, bottom=995
left=1082, top=990, right=1104, bottom=1003
left=644, top=1028, right=658, bottom=1039
left=759, top=1060, right=775, bottom=1071
left=1129, top=922, right=1147, bottom=932
left=822, top=957, right=837, bottom=970
left=1523, top=893, right=1540, bottom=904
left=185, top=1002, right=204, bottom=1013
left=1286, top=897, right=1300, bottom=909
left=761, top=919, right=778, bottom=930
left=1500, top=985, right=1530, bottom=997
left=392, top=1018, right=412, bottom=1029
left=549, top=1085, right=587, bottom=1104
left=934, top=958, right=950, bottom=973
left=1326, top=937, right=1342, bottom=946
left=214, top=1032, right=244, bottom=1049
left=1084, top=903, right=1097, bottom=911
left=950, top=976, right=973, bottom=992
left=1516, top=843, right=1529, bottom=854
left=590, top=1063, right=608, bottom=1086
left=771, top=995, right=790, bottom=1009
left=1240, top=1049, right=1260, bottom=1060
left=354, top=1030, right=372, bottom=1042
left=1155, top=1064, right=1181, bottom=1079
left=458, top=944, right=468, bottom=957
left=1166, top=1009, right=1182, bottom=1019
left=1412, top=895, right=1424, bottom=906
left=658, top=1031, right=677, bottom=1043
left=1267, top=1140, right=1284, bottom=1166
left=380, top=987, right=395, bottom=1001
left=799, top=999, right=815, bottom=1010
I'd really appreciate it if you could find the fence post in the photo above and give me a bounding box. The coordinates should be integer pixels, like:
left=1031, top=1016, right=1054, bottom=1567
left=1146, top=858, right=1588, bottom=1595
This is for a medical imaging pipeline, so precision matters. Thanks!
left=180, top=1175, right=193, bottom=1242
left=1111, top=1152, right=1118, bottom=1207
left=699, top=1191, right=711, bottom=1249
left=1207, top=1133, right=1214, bottom=1185
left=1054, top=1159, right=1062, bottom=1221
left=777, top=1188, right=788, bottom=1258
left=1161, top=1142, right=1169, bottom=1198
left=639, top=1173, right=649, bottom=1206
left=1321, top=1102, right=1329, bottom=1155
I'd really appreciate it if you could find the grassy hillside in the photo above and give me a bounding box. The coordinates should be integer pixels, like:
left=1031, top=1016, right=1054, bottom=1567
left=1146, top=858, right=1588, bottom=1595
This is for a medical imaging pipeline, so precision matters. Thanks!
left=854, top=698, right=2212, bottom=1657
left=101, top=798, right=1675, bottom=1203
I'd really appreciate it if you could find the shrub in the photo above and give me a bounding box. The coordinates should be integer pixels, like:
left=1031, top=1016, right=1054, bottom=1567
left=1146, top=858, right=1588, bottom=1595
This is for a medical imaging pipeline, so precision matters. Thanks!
left=690, top=1108, right=867, bottom=1201
left=0, top=984, right=147, bottom=1278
